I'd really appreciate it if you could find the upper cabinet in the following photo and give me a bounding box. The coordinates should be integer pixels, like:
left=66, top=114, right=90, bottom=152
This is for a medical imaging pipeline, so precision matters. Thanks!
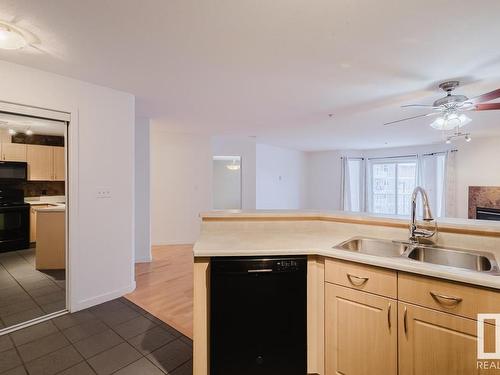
left=1, top=143, right=27, bottom=162
left=27, top=145, right=53, bottom=181
left=53, top=146, right=65, bottom=181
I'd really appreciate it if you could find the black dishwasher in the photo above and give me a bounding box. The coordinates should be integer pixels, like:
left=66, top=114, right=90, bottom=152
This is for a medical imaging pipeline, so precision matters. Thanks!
left=210, top=256, right=307, bottom=375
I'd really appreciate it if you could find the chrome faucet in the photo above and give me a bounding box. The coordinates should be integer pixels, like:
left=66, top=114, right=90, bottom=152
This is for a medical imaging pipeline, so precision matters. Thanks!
left=409, top=186, right=436, bottom=243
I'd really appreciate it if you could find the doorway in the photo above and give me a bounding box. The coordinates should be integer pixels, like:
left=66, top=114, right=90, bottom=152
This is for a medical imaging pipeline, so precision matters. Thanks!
left=0, top=109, right=68, bottom=334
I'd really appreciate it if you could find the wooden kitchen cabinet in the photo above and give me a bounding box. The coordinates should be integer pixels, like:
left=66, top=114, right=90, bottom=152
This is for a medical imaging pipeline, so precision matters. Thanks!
left=53, top=146, right=65, bottom=181
left=30, top=205, right=51, bottom=242
left=325, top=284, right=397, bottom=375
left=27, top=145, right=53, bottom=180
left=1, top=143, right=27, bottom=161
left=398, top=302, right=495, bottom=375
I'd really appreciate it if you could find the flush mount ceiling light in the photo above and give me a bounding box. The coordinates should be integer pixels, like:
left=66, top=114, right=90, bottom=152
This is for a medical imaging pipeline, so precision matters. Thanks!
left=226, top=159, right=240, bottom=171
left=8, top=128, right=16, bottom=135
left=25, top=129, right=34, bottom=136
left=0, top=22, right=28, bottom=50
left=430, top=111, right=472, bottom=131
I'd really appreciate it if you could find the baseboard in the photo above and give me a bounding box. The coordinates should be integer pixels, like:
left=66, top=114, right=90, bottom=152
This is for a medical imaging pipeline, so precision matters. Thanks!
left=135, top=255, right=152, bottom=263
left=70, top=282, right=136, bottom=312
left=152, top=241, right=195, bottom=246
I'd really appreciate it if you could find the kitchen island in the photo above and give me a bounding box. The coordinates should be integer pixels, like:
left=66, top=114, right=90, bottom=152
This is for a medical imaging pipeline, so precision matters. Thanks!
left=34, top=204, right=66, bottom=270
left=193, top=210, right=500, bottom=375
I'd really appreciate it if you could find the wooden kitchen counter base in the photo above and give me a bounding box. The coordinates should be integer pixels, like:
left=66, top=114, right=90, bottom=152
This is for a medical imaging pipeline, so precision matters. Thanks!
left=36, top=209, right=65, bottom=270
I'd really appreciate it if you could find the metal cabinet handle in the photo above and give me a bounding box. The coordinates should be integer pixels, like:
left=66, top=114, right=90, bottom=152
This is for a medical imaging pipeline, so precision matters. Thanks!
left=430, top=291, right=463, bottom=305
left=346, top=273, right=369, bottom=286
left=247, top=269, right=273, bottom=273
left=403, top=306, right=408, bottom=336
left=387, top=303, right=391, bottom=329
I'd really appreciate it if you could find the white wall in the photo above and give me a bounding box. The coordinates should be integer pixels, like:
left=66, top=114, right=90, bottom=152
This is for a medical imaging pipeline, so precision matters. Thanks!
left=212, top=136, right=256, bottom=209
left=0, top=60, right=135, bottom=311
left=306, top=150, right=343, bottom=210
left=455, top=136, right=500, bottom=218
left=150, top=126, right=212, bottom=245
left=256, top=143, right=307, bottom=209
left=135, top=117, right=151, bottom=262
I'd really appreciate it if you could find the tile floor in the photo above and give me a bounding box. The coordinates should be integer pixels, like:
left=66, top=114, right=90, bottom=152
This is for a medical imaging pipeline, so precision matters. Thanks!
left=0, top=297, right=193, bottom=374
left=0, top=249, right=66, bottom=329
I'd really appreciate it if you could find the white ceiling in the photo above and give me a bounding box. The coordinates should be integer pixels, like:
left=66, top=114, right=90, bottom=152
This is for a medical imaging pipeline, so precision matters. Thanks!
left=0, top=112, right=66, bottom=136
left=0, top=0, right=499, bottom=151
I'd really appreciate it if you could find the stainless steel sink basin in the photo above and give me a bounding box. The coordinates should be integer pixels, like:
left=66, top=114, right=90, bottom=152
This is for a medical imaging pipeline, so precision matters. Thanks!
left=334, top=237, right=500, bottom=275
left=407, top=246, right=497, bottom=273
left=335, top=237, right=410, bottom=257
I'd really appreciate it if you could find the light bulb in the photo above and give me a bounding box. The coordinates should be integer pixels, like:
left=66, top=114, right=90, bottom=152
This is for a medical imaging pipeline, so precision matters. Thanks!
left=445, top=138, right=452, bottom=144
left=25, top=129, right=33, bottom=136
left=465, top=134, right=471, bottom=142
left=8, top=128, right=16, bottom=135
left=0, top=24, right=27, bottom=50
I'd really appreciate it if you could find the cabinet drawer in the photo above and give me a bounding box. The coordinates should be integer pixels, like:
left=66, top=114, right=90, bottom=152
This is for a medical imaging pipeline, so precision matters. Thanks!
left=325, top=259, right=397, bottom=298
left=398, top=273, right=500, bottom=320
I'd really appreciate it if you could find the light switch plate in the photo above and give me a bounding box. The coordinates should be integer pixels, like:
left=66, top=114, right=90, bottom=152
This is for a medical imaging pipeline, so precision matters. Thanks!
left=96, top=188, right=112, bottom=199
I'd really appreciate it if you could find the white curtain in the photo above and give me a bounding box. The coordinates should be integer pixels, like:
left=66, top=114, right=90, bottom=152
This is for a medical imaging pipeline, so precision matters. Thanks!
left=341, top=157, right=365, bottom=212
left=444, top=151, right=457, bottom=217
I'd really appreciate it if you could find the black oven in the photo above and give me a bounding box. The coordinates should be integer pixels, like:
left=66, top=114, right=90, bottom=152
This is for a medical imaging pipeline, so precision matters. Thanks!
left=0, top=188, right=30, bottom=252
left=476, top=207, right=500, bottom=221
left=0, top=161, right=28, bottom=182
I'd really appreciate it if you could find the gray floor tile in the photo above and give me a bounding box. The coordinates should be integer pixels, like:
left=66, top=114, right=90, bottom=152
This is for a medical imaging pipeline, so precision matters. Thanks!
left=32, top=291, right=65, bottom=306
left=1, top=307, right=45, bottom=327
left=0, top=292, right=32, bottom=308
left=28, top=284, right=62, bottom=298
left=0, top=333, right=14, bottom=352
left=92, top=306, right=140, bottom=327
left=41, top=300, right=66, bottom=314
left=24, top=346, right=83, bottom=375
left=0, top=348, right=23, bottom=373
left=52, top=311, right=95, bottom=330
left=114, top=357, right=166, bottom=375
left=147, top=339, right=192, bottom=374
left=17, top=332, right=70, bottom=362
left=127, top=326, right=177, bottom=355
left=18, top=278, right=55, bottom=292
left=87, top=342, right=142, bottom=375
left=179, top=336, right=192, bottom=349
left=113, top=316, right=157, bottom=339
left=61, top=319, right=108, bottom=343
left=170, top=359, right=192, bottom=375
left=57, top=361, right=96, bottom=375
left=0, top=299, right=39, bottom=317
left=73, top=329, right=124, bottom=359
left=1, top=366, right=28, bottom=375
left=0, top=285, right=24, bottom=297
left=10, top=321, right=59, bottom=346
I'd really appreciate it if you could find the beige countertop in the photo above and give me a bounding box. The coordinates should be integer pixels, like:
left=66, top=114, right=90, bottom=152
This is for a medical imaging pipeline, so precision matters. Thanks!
left=195, top=210, right=500, bottom=290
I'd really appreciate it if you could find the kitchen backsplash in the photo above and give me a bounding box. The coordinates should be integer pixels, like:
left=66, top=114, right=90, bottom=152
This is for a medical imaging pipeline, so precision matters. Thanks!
left=16, top=181, right=65, bottom=197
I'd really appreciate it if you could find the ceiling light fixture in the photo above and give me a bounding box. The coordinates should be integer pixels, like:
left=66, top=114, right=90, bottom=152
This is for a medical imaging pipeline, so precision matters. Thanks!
left=8, top=128, right=16, bottom=135
left=445, top=128, right=471, bottom=144
left=226, top=160, right=240, bottom=171
left=430, top=111, right=471, bottom=131
left=0, top=22, right=27, bottom=50
left=25, top=129, right=33, bottom=136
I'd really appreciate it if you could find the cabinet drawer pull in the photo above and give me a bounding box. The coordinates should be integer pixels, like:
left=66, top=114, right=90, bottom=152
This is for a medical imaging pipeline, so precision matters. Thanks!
left=403, top=306, right=408, bottom=336
left=430, top=291, right=463, bottom=305
left=346, top=273, right=369, bottom=286
left=387, top=303, right=391, bottom=329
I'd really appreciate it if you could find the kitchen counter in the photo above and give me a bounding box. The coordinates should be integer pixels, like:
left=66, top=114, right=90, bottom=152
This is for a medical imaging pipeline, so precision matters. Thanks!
left=194, top=210, right=500, bottom=289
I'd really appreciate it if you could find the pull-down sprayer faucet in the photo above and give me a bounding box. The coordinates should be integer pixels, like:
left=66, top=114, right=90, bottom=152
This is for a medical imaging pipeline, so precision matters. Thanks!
left=409, top=186, right=436, bottom=243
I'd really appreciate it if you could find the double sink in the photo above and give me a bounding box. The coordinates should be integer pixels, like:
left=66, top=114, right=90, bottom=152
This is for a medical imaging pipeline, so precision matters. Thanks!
left=334, top=237, right=500, bottom=275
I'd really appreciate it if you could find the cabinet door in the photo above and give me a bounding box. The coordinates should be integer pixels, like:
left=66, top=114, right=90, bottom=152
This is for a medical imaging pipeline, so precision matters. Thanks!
left=53, top=147, right=65, bottom=181
left=27, top=145, right=53, bottom=181
left=325, top=284, right=397, bottom=375
left=2, top=143, right=27, bottom=162
left=398, top=302, right=495, bottom=375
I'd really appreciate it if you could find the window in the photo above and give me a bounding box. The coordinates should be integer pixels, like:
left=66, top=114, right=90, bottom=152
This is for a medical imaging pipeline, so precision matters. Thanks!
left=369, top=158, right=417, bottom=216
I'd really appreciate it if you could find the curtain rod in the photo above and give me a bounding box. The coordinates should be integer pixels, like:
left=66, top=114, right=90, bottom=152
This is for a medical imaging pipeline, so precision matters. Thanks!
left=364, top=149, right=458, bottom=161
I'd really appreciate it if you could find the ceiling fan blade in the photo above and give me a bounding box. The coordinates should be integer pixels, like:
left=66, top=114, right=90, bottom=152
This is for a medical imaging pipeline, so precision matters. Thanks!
left=474, top=102, right=500, bottom=111
left=469, top=88, right=500, bottom=104
left=401, top=104, right=438, bottom=108
left=384, top=112, right=438, bottom=126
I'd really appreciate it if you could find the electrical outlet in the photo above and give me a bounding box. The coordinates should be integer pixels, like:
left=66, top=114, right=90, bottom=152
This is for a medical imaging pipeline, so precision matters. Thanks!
left=96, top=188, right=112, bottom=199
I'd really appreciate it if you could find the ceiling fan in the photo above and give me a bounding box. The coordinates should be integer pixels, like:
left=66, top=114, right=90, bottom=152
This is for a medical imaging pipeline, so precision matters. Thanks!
left=384, top=81, right=500, bottom=129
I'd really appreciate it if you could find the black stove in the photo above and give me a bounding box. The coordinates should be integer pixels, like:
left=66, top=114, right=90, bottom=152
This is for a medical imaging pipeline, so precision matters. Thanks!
left=0, top=188, right=30, bottom=252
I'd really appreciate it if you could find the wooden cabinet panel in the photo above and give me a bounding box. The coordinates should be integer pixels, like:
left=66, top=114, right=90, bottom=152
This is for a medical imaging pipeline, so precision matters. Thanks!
left=53, top=146, right=65, bottom=181
left=399, top=273, right=500, bottom=320
left=30, top=205, right=51, bottom=242
left=325, top=284, right=397, bottom=375
left=27, top=145, right=53, bottom=181
left=398, top=302, right=495, bottom=375
left=2, top=143, right=27, bottom=161
left=325, top=258, right=397, bottom=298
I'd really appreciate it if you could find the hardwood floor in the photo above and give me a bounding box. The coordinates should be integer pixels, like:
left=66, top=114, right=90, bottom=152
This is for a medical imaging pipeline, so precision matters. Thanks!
left=126, top=244, right=194, bottom=338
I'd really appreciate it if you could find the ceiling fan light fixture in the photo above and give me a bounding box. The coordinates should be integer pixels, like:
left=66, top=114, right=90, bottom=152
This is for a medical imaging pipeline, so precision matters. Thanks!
left=430, top=112, right=471, bottom=131
left=0, top=23, right=27, bottom=50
